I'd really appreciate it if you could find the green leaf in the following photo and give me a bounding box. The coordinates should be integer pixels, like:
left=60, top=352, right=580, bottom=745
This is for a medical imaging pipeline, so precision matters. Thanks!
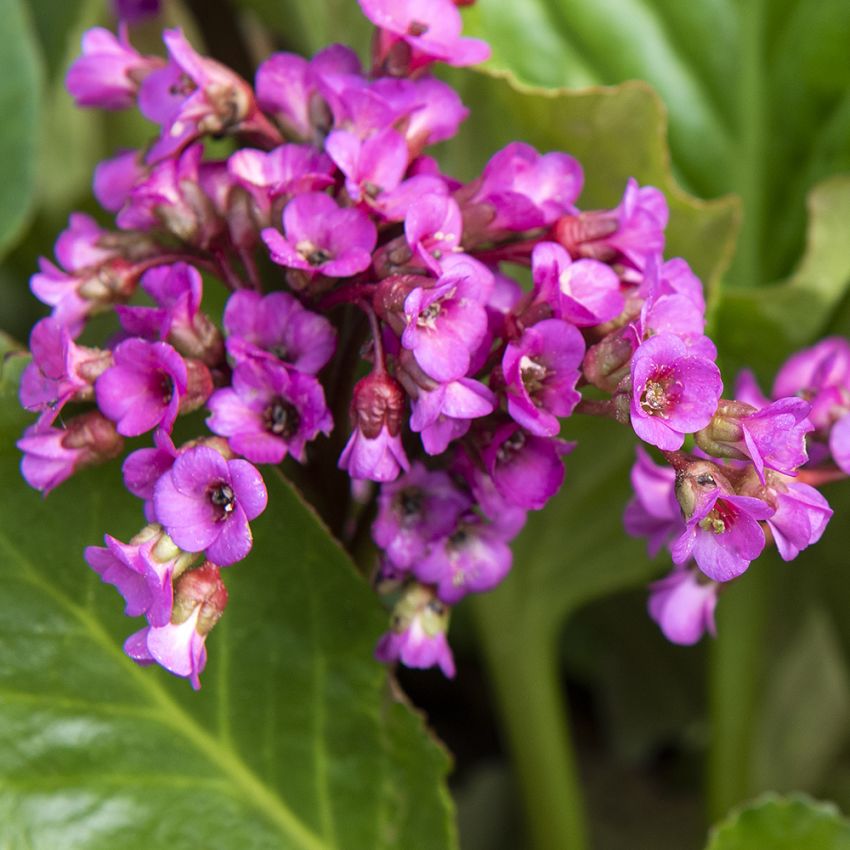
left=440, top=70, right=740, bottom=295
left=0, top=380, right=456, bottom=848
left=0, top=0, right=43, bottom=260
left=464, top=0, right=850, bottom=286
left=716, top=176, right=850, bottom=377
left=706, top=794, right=850, bottom=850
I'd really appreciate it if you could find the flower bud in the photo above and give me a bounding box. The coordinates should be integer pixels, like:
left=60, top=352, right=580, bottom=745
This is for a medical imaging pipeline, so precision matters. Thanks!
left=171, top=562, right=228, bottom=636
left=582, top=326, right=636, bottom=392
left=178, top=359, right=214, bottom=415
left=693, top=399, right=753, bottom=460
left=673, top=460, right=731, bottom=520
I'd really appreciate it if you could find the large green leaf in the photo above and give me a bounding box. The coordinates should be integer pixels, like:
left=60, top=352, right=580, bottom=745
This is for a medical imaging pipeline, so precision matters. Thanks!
left=440, top=71, right=739, bottom=295
left=464, top=0, right=850, bottom=286
left=0, top=363, right=456, bottom=848
left=705, top=794, right=850, bottom=850
left=0, top=0, right=42, bottom=260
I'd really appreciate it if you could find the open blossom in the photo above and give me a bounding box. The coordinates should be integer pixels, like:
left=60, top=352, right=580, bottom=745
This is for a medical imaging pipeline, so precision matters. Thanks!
left=404, top=193, right=463, bottom=274
left=19, top=318, right=111, bottom=426
left=762, top=477, right=832, bottom=561
left=18, top=412, right=124, bottom=494
left=85, top=525, right=194, bottom=627
left=325, top=127, right=409, bottom=204
left=671, top=464, right=773, bottom=582
left=630, top=333, right=722, bottom=451
left=502, top=318, right=585, bottom=437
left=373, top=463, right=469, bottom=569
left=532, top=242, right=624, bottom=327
left=124, top=563, right=227, bottom=689
left=207, top=359, right=332, bottom=464
left=375, top=583, right=456, bottom=678
left=463, top=143, right=583, bottom=233
left=648, top=566, right=718, bottom=645
left=95, top=339, right=189, bottom=436
left=409, top=376, right=494, bottom=455
left=360, top=0, right=491, bottom=71
left=412, top=516, right=512, bottom=604
left=66, top=26, right=162, bottom=109
left=481, top=423, right=572, bottom=511
left=223, top=290, right=336, bottom=374
left=401, top=256, right=492, bottom=382
left=139, top=28, right=275, bottom=162
left=262, top=192, right=377, bottom=277
left=153, top=446, right=268, bottom=565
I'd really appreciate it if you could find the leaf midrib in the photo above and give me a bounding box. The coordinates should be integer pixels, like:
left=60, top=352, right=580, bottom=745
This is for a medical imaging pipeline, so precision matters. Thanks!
left=0, top=530, right=328, bottom=850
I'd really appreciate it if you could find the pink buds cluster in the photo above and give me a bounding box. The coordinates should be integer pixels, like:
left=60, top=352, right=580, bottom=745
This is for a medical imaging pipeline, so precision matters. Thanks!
left=15, top=0, right=840, bottom=684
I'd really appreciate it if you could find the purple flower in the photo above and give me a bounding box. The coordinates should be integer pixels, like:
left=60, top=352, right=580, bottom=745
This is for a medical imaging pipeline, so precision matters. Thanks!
left=763, top=477, right=832, bottom=561
left=623, top=446, right=683, bottom=557
left=463, top=143, right=583, bottom=235
left=124, top=563, right=227, bottom=689
left=734, top=369, right=771, bottom=411
left=325, top=127, right=410, bottom=205
left=671, top=469, right=773, bottom=582
left=117, top=263, right=224, bottom=366
left=18, top=412, right=123, bottom=494
left=739, top=398, right=813, bottom=482
left=66, top=26, right=162, bottom=109
left=409, top=377, right=494, bottom=455
left=481, top=423, right=572, bottom=511
left=772, top=337, right=850, bottom=431
left=31, top=214, right=129, bottom=334
left=401, top=256, right=492, bottom=382
left=207, top=359, right=332, bottom=464
left=117, top=144, right=223, bottom=248
left=228, top=144, right=335, bottom=224
left=373, top=462, right=470, bottom=569
left=262, top=192, right=377, bottom=278
left=139, top=29, right=273, bottom=162
left=648, top=566, right=718, bottom=645
left=412, top=516, right=512, bottom=604
left=85, top=525, right=193, bottom=627
left=555, top=178, right=668, bottom=280
left=375, top=583, right=456, bottom=678
left=95, top=339, right=188, bottom=436
left=830, top=411, right=850, bottom=473
left=630, top=333, right=722, bottom=451
left=94, top=149, right=145, bottom=213
left=377, top=77, right=468, bottom=152
left=223, top=290, right=336, bottom=375
left=122, top=429, right=179, bottom=520
left=19, top=318, right=111, bottom=426
left=153, top=446, right=268, bottom=566
left=256, top=46, right=361, bottom=142
left=360, top=0, right=491, bottom=71
left=339, top=372, right=409, bottom=482
left=404, top=193, right=463, bottom=274
left=502, top=318, right=585, bottom=437
left=532, top=242, right=624, bottom=327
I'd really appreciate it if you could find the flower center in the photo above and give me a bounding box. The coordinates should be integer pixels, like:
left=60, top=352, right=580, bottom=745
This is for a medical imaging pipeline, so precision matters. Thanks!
left=208, top=482, right=236, bottom=517
left=296, top=240, right=332, bottom=266
left=264, top=398, right=300, bottom=438
left=496, top=430, right=526, bottom=464
left=418, top=302, right=442, bottom=326
left=396, top=487, right=423, bottom=524
left=159, top=372, right=174, bottom=405
left=698, top=499, right=737, bottom=535
left=640, top=368, right=682, bottom=418
left=408, top=20, right=429, bottom=36
left=519, top=355, right=548, bottom=399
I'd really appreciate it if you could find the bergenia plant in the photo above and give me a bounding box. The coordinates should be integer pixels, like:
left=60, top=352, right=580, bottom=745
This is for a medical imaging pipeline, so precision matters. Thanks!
left=9, top=0, right=850, bottom=846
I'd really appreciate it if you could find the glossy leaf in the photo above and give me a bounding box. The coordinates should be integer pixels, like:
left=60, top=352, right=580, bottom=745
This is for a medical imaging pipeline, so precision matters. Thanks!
left=717, top=176, right=850, bottom=377
left=0, top=363, right=456, bottom=849
left=706, top=794, right=850, bottom=850
left=440, top=70, right=740, bottom=295
left=0, top=0, right=42, bottom=259
left=464, top=0, right=850, bottom=284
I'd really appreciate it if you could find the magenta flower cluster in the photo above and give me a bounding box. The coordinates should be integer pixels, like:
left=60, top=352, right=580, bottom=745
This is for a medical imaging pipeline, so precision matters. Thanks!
left=16, top=0, right=840, bottom=685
